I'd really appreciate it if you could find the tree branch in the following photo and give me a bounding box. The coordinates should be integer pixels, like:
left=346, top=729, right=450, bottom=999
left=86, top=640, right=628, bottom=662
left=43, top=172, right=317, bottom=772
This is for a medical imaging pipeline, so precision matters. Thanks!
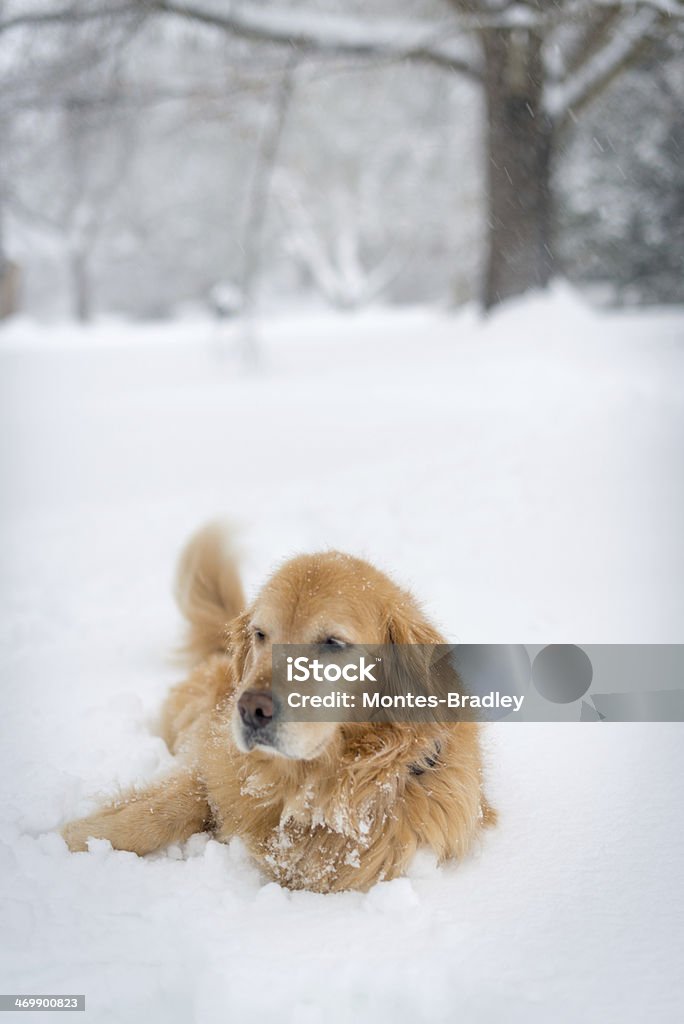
left=2, top=1, right=679, bottom=98
left=2, top=0, right=680, bottom=45
left=552, top=7, right=623, bottom=81
left=0, top=1, right=482, bottom=77
left=543, top=7, right=662, bottom=121
left=150, top=1, right=482, bottom=78
left=589, top=0, right=683, bottom=13
left=0, top=2, right=141, bottom=32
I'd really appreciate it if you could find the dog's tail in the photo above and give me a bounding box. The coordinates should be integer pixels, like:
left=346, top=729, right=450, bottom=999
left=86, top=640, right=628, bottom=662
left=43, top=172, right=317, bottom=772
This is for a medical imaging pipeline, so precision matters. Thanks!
left=175, top=521, right=246, bottom=663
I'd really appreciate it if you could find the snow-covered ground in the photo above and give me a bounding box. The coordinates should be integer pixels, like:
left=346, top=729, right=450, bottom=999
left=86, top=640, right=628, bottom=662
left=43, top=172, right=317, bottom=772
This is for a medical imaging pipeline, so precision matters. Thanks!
left=1, top=287, right=683, bottom=1022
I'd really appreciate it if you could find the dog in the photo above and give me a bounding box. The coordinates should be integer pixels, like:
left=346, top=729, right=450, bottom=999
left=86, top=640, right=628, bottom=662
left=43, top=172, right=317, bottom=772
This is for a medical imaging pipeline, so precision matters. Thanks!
left=61, top=523, right=495, bottom=892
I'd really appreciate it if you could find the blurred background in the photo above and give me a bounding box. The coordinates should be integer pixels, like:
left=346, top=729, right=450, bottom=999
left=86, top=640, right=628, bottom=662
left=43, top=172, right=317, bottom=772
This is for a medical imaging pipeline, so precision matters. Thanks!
left=1, top=0, right=683, bottom=325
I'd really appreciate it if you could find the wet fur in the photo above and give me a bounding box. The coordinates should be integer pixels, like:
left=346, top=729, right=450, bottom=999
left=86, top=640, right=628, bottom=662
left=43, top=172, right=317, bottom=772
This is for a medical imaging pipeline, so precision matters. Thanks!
left=62, top=524, right=495, bottom=892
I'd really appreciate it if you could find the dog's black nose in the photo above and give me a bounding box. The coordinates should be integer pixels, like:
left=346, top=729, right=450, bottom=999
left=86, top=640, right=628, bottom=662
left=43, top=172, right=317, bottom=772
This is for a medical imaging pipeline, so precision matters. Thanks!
left=238, top=690, right=274, bottom=731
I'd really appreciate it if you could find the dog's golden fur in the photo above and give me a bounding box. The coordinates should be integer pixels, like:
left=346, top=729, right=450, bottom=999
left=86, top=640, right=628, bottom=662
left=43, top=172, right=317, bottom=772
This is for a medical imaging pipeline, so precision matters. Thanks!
left=62, top=524, right=495, bottom=892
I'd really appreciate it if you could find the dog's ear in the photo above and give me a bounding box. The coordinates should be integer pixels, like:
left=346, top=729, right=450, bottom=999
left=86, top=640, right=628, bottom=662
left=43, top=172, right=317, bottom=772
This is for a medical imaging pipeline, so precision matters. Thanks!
left=385, top=593, right=445, bottom=646
left=380, top=594, right=446, bottom=718
left=226, top=609, right=253, bottom=680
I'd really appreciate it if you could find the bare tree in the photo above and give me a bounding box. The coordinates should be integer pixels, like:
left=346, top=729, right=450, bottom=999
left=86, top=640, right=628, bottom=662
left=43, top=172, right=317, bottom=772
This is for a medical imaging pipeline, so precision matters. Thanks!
left=0, top=2, right=146, bottom=318
left=62, top=94, right=137, bottom=321
left=237, top=54, right=298, bottom=364
left=0, top=160, right=14, bottom=318
left=4, top=82, right=139, bottom=321
left=0, top=202, right=21, bottom=319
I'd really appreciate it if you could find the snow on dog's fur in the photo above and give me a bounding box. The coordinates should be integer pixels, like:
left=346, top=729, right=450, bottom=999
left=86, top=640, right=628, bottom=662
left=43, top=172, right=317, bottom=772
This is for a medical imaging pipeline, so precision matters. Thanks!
left=62, top=523, right=495, bottom=892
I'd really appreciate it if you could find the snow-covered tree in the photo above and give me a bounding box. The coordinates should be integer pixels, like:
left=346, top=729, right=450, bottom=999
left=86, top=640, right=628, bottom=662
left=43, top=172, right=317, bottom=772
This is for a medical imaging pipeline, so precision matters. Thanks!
left=31, top=0, right=671, bottom=309
left=0, top=0, right=682, bottom=316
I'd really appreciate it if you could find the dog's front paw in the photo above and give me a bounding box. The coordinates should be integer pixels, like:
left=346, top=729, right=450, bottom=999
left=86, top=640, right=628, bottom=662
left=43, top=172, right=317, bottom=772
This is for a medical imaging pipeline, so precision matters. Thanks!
left=61, top=819, right=96, bottom=852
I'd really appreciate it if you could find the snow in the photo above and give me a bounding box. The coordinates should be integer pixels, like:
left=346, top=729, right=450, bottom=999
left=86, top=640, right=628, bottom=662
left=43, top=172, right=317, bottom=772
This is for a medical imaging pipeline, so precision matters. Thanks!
left=1, top=286, right=683, bottom=1022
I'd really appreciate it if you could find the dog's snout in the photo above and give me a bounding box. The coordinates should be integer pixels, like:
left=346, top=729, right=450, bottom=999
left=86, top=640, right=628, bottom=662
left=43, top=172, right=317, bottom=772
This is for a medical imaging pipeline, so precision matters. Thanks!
left=238, top=690, right=274, bottom=731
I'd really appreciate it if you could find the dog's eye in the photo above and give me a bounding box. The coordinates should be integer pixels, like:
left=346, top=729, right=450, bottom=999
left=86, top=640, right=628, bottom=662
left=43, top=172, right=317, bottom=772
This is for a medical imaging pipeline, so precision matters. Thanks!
left=322, top=636, right=346, bottom=648
left=253, top=628, right=266, bottom=642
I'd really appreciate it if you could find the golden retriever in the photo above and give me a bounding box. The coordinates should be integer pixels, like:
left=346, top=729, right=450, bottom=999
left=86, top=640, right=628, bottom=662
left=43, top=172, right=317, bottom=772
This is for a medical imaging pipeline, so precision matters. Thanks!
left=62, top=524, right=495, bottom=892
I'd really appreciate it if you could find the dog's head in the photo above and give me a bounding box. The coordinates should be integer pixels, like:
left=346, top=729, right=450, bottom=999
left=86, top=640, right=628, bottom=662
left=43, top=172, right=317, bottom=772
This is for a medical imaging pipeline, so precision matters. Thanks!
left=229, top=552, right=442, bottom=760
